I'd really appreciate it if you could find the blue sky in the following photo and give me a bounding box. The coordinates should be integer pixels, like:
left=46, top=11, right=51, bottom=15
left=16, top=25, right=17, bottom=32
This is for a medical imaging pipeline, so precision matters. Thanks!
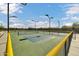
left=0, top=3, right=79, bottom=28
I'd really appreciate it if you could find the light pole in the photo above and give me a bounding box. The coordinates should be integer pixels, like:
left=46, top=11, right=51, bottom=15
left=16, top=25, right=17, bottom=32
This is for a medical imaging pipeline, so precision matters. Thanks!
left=32, top=20, right=38, bottom=32
left=45, top=14, right=53, bottom=35
left=73, top=25, right=76, bottom=40
left=7, top=3, right=27, bottom=32
left=57, top=20, right=60, bottom=28
left=5, top=3, right=9, bottom=56
left=7, top=3, right=9, bottom=32
left=57, top=20, right=60, bottom=35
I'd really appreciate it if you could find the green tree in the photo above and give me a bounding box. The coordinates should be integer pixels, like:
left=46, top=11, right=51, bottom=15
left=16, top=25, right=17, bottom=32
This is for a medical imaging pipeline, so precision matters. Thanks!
left=73, top=22, right=79, bottom=28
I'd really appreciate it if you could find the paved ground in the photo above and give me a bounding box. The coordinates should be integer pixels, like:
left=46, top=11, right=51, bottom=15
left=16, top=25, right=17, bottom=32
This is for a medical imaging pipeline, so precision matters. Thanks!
left=0, top=31, right=67, bottom=56
left=1, top=31, right=79, bottom=56
left=68, top=34, right=79, bottom=56
left=0, top=31, right=7, bottom=56
left=11, top=31, right=66, bottom=56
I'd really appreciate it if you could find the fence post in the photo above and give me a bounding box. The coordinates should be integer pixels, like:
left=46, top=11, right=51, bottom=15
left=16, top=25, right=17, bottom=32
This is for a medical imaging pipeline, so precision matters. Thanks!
left=66, top=32, right=73, bottom=55
left=64, top=41, right=67, bottom=56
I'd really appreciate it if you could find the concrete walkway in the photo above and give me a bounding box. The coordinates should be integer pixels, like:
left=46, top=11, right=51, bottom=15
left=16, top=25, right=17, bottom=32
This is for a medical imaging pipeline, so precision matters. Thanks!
left=68, top=34, right=79, bottom=56
left=0, top=31, right=7, bottom=56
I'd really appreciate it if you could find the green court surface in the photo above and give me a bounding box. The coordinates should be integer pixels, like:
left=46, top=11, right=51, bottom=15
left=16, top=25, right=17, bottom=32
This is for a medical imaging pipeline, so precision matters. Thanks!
left=10, top=30, right=67, bottom=56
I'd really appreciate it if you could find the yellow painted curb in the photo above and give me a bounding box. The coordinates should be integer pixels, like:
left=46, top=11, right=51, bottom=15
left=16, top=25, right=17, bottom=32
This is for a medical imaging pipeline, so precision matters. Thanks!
left=46, top=32, right=73, bottom=56
left=6, top=32, right=13, bottom=56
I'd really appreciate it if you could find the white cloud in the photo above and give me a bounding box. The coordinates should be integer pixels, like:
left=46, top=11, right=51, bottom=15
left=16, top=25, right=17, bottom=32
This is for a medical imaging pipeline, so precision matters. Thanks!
left=0, top=3, right=23, bottom=15
left=66, top=4, right=79, bottom=15
left=71, top=16, right=79, bottom=20
left=9, top=17, right=26, bottom=28
left=61, top=4, right=79, bottom=27
left=26, top=20, right=57, bottom=28
left=61, top=16, right=69, bottom=20
left=10, top=17, right=20, bottom=23
left=35, top=21, right=48, bottom=28
left=0, top=20, right=2, bottom=23
left=0, top=3, right=24, bottom=28
left=10, top=23, right=26, bottom=28
left=24, top=16, right=57, bottom=28
left=61, top=16, right=79, bottom=27
left=66, top=7, right=79, bottom=15
left=8, top=15, right=58, bottom=28
left=0, top=20, right=6, bottom=27
left=62, top=16, right=79, bottom=20
left=26, top=21, right=48, bottom=28
left=64, top=23, right=73, bottom=26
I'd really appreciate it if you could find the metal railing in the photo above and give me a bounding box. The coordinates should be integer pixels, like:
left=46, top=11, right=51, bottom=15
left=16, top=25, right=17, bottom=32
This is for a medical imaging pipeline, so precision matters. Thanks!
left=5, top=32, right=13, bottom=56
left=5, top=31, right=73, bottom=56
left=46, top=31, right=73, bottom=56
